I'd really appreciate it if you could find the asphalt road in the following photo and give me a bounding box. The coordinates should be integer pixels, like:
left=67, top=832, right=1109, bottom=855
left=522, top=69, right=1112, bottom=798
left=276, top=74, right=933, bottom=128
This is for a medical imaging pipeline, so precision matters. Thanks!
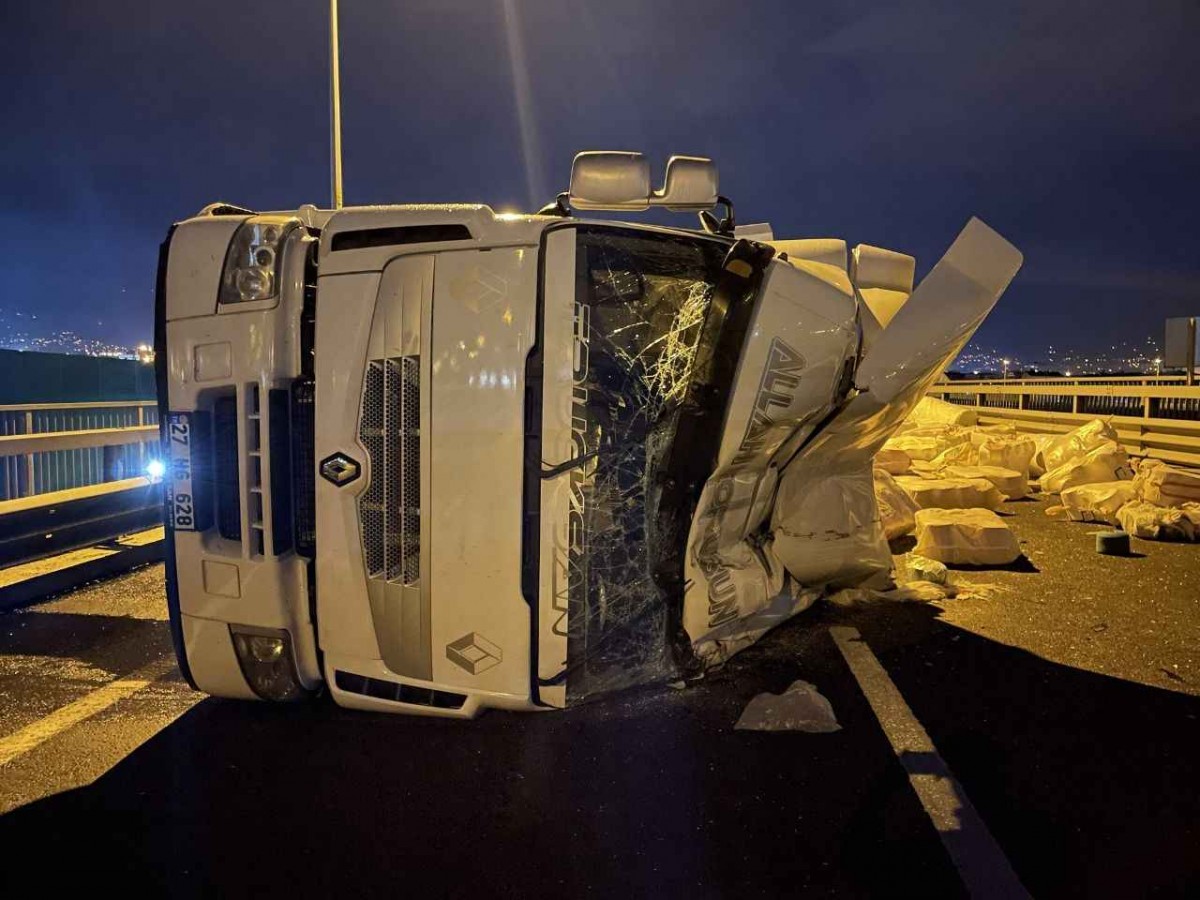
left=1, top=497, right=1198, bottom=898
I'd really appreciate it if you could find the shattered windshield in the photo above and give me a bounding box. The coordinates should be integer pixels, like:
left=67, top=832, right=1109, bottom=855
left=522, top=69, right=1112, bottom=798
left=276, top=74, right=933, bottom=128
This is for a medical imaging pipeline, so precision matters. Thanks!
left=566, top=227, right=728, bottom=701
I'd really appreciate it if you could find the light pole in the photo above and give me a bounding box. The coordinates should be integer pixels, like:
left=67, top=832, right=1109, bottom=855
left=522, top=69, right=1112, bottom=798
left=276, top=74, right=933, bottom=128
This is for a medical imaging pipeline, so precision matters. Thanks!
left=1002, top=358, right=1010, bottom=381
left=329, top=0, right=344, bottom=209
left=1155, top=357, right=1163, bottom=377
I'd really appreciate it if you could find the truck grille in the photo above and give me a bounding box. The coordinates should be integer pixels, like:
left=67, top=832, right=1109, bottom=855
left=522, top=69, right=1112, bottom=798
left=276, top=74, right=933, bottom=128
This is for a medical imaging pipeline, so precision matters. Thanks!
left=290, top=379, right=316, bottom=557
left=213, top=395, right=241, bottom=542
left=358, top=356, right=420, bottom=585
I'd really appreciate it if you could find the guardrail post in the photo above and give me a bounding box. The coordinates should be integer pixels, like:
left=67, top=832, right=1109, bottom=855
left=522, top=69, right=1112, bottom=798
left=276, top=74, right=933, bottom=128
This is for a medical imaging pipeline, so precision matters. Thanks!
left=22, top=411, right=34, bottom=497
left=136, top=405, right=146, bottom=469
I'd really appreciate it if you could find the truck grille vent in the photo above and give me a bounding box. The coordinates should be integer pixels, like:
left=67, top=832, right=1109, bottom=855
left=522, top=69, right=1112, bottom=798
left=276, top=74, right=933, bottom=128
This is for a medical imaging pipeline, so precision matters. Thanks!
left=246, top=384, right=265, bottom=556
left=290, top=379, right=316, bottom=557
left=358, top=356, right=420, bottom=585
left=213, top=396, right=241, bottom=542
left=334, top=670, right=464, bottom=710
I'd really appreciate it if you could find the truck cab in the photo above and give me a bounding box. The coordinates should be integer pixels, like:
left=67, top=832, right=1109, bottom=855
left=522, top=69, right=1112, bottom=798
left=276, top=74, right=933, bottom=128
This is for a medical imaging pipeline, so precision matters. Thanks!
left=155, top=152, right=1021, bottom=716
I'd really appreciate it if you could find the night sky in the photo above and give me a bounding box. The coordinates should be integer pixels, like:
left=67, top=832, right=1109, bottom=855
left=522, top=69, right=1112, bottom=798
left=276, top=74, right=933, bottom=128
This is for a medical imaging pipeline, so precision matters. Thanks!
left=2, top=0, right=1197, bottom=357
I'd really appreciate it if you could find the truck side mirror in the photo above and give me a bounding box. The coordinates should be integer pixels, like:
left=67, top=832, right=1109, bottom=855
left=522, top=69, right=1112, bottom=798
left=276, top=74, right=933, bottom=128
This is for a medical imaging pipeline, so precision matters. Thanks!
left=654, top=156, right=719, bottom=211
left=569, top=152, right=652, bottom=211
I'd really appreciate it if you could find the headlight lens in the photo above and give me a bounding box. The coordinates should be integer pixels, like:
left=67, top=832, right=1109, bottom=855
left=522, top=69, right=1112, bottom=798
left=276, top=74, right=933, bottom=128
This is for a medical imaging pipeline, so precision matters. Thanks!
left=218, top=216, right=299, bottom=304
left=229, top=626, right=308, bottom=701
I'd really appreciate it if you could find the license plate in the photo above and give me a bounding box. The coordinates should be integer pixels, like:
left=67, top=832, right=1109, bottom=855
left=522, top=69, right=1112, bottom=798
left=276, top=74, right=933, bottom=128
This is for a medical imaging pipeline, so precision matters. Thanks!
left=166, top=412, right=197, bottom=531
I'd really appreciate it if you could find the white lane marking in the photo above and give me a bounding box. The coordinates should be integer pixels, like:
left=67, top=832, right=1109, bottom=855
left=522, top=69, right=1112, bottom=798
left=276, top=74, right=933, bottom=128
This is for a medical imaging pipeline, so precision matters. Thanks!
left=0, top=657, right=176, bottom=767
left=830, top=626, right=1030, bottom=900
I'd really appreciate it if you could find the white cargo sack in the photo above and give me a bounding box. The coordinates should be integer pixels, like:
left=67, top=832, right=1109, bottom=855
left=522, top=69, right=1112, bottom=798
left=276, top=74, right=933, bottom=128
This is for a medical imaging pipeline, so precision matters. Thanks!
left=1038, top=440, right=1133, bottom=494
left=928, top=441, right=980, bottom=468
left=1116, top=501, right=1200, bottom=541
left=895, top=475, right=1005, bottom=510
left=977, top=434, right=1037, bottom=479
left=905, top=395, right=978, bottom=427
left=773, top=469, right=894, bottom=589
left=1036, top=419, right=1118, bottom=474
left=1132, top=460, right=1200, bottom=508
left=875, top=447, right=911, bottom=475
left=968, top=424, right=1018, bottom=446
left=887, top=424, right=972, bottom=455
left=913, top=508, right=1022, bottom=566
left=942, top=464, right=1027, bottom=500
left=882, top=435, right=941, bottom=462
left=1028, top=434, right=1056, bottom=477
left=1059, top=480, right=1138, bottom=525
left=874, top=467, right=920, bottom=540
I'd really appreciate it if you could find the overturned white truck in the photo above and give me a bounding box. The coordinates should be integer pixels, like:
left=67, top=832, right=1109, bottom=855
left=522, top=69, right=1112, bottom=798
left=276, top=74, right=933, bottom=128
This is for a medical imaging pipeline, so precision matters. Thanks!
left=155, top=151, right=1021, bottom=715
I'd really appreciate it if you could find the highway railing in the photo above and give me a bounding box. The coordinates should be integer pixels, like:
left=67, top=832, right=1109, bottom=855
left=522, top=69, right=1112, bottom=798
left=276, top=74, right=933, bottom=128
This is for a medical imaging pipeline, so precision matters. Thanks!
left=0, top=400, right=159, bottom=500
left=0, top=401, right=163, bottom=607
left=930, top=376, right=1200, bottom=468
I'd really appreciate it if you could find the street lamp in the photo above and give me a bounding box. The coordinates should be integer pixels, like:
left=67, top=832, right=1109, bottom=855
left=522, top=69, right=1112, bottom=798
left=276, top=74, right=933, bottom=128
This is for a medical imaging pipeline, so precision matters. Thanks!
left=329, top=0, right=344, bottom=208
left=1154, top=357, right=1163, bottom=377
left=1002, top=358, right=1010, bottom=381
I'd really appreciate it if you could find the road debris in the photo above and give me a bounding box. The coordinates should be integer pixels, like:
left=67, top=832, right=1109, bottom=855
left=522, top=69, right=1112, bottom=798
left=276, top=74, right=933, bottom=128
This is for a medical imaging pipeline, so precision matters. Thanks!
left=735, top=679, right=842, bottom=732
left=1094, top=530, right=1131, bottom=556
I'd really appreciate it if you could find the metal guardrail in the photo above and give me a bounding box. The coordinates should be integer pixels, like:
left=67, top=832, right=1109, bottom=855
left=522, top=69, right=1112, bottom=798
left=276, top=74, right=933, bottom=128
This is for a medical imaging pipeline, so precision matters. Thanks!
left=931, top=377, right=1200, bottom=468
left=0, top=477, right=163, bottom=568
left=0, top=401, right=158, bottom=500
left=0, top=403, right=164, bottom=607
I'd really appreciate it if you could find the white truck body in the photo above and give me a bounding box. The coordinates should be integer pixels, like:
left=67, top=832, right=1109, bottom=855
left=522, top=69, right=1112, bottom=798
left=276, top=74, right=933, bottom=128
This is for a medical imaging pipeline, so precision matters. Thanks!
left=156, top=154, right=1020, bottom=716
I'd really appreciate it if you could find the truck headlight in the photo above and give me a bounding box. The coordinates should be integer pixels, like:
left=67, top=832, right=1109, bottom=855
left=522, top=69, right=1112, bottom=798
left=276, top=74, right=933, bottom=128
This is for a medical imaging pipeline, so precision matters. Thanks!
left=229, top=625, right=308, bottom=701
left=218, top=216, right=299, bottom=304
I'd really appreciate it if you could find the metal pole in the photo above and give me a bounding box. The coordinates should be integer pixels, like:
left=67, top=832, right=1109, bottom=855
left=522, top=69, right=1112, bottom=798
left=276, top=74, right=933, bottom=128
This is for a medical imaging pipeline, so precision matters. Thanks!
left=1188, top=317, right=1197, bottom=388
left=329, top=0, right=344, bottom=209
